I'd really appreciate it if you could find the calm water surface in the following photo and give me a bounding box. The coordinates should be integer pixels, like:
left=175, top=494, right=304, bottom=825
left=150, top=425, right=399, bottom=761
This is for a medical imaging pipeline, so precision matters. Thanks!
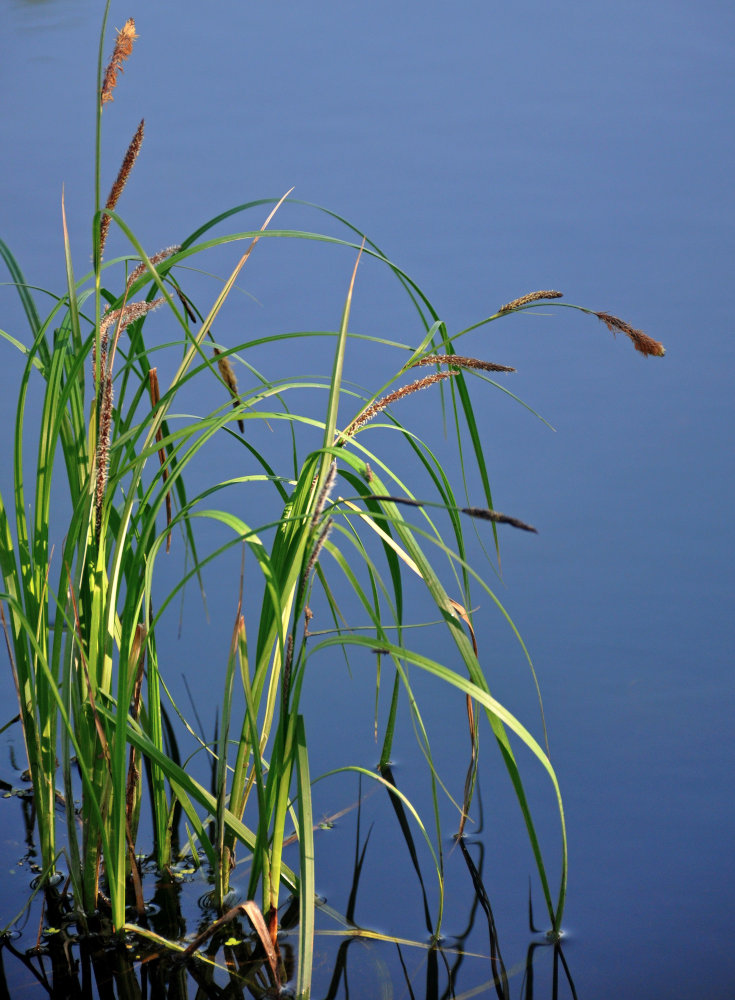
left=1, top=2, right=734, bottom=997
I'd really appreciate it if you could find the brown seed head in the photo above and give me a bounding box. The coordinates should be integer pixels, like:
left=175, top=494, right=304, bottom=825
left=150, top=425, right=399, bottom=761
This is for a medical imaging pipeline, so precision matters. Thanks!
left=175, top=288, right=198, bottom=323
left=461, top=507, right=538, bottom=533
left=594, top=311, right=665, bottom=357
left=213, top=347, right=244, bottom=433
left=127, top=245, right=181, bottom=288
left=100, top=297, right=163, bottom=339
left=100, top=119, right=145, bottom=256
left=311, top=462, right=337, bottom=527
left=305, top=518, right=334, bottom=579
left=101, top=18, right=138, bottom=105
left=213, top=347, right=238, bottom=395
left=95, top=375, right=115, bottom=542
left=298, top=517, right=334, bottom=611
left=499, top=290, right=563, bottom=312
left=343, top=371, right=456, bottom=439
left=370, top=496, right=424, bottom=508
left=92, top=331, right=108, bottom=382
left=412, top=354, right=515, bottom=374
left=95, top=297, right=163, bottom=386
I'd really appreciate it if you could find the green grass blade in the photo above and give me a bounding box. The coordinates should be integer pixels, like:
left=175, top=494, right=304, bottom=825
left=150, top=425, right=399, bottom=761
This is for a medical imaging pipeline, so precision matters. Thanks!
left=295, top=715, right=315, bottom=998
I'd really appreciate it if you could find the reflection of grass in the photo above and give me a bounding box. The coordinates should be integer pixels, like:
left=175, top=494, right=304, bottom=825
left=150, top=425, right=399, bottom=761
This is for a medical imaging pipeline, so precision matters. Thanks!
left=0, top=3, right=663, bottom=994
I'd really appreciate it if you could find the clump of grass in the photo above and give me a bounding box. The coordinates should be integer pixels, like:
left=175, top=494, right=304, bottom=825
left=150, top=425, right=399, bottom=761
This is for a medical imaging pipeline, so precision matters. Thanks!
left=0, top=3, right=664, bottom=995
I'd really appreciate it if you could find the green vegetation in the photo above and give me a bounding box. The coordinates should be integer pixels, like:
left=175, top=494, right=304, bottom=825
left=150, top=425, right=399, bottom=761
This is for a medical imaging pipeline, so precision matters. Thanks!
left=0, top=6, right=663, bottom=995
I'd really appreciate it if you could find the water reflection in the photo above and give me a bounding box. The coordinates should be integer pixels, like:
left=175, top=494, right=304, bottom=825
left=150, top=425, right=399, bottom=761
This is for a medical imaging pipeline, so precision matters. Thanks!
left=0, top=775, right=578, bottom=998
left=0, top=893, right=577, bottom=997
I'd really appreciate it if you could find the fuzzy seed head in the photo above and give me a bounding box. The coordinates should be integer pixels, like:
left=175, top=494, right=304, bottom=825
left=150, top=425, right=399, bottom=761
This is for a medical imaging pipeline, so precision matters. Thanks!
left=101, top=19, right=138, bottom=105
left=499, top=290, right=563, bottom=312
left=99, top=119, right=145, bottom=256
left=311, top=462, right=337, bottom=527
left=594, top=311, right=666, bottom=357
left=127, top=245, right=181, bottom=288
left=95, top=375, right=115, bottom=541
left=344, top=371, right=456, bottom=439
left=308, top=517, right=333, bottom=573
left=100, top=297, right=163, bottom=340
left=412, top=355, right=515, bottom=374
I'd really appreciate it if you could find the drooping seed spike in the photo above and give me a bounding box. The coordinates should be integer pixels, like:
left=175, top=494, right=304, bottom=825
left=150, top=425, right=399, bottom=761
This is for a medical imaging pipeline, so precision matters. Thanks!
left=127, top=245, right=181, bottom=288
left=412, top=354, right=515, bottom=374
left=461, top=507, right=538, bottom=533
left=343, top=372, right=456, bottom=439
left=594, top=311, right=665, bottom=357
left=100, top=297, right=163, bottom=339
left=370, top=496, right=424, bottom=508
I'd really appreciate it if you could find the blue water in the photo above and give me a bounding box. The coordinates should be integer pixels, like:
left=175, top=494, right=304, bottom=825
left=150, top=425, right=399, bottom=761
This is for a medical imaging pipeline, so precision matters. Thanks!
left=2, top=1, right=734, bottom=997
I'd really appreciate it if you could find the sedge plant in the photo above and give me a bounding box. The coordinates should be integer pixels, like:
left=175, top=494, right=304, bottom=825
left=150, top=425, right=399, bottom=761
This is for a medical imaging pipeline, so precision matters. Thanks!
left=0, top=5, right=664, bottom=993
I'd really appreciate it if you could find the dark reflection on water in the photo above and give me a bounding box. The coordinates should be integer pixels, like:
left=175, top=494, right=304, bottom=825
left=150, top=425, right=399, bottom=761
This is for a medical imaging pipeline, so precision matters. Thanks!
left=0, top=859, right=577, bottom=999
left=0, top=771, right=579, bottom=998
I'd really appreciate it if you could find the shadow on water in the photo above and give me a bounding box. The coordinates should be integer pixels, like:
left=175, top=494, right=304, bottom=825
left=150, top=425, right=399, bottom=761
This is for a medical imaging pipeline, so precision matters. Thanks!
left=1, top=781, right=576, bottom=999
